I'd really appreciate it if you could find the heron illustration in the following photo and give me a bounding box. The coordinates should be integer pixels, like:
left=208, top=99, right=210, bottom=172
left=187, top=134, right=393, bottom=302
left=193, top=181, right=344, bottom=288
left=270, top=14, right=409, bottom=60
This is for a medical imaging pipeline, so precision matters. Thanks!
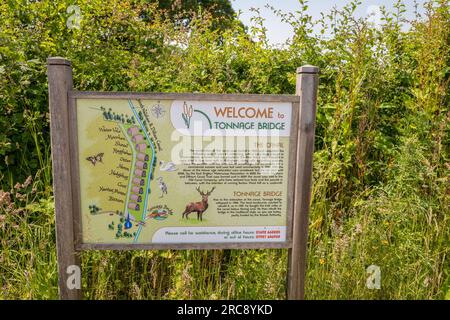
left=157, top=177, right=168, bottom=198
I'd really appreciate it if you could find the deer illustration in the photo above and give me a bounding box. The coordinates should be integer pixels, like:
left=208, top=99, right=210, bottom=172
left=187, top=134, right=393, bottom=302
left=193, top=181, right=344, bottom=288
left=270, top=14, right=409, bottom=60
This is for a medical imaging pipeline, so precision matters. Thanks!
left=182, top=186, right=215, bottom=221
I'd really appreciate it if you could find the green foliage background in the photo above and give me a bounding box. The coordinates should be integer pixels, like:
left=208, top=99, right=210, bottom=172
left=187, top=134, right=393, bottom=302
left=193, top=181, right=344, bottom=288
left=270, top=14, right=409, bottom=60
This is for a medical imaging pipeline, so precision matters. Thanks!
left=0, top=0, right=449, bottom=299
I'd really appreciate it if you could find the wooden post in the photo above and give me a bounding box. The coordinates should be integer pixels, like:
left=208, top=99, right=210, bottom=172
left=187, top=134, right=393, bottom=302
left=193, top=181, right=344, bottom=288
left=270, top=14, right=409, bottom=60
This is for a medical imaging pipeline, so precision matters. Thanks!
left=287, top=65, right=319, bottom=300
left=47, top=57, right=82, bottom=300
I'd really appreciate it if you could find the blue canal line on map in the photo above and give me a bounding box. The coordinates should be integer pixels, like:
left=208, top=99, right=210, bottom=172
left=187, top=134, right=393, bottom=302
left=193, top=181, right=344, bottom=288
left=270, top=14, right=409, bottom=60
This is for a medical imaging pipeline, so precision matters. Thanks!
left=128, top=99, right=156, bottom=243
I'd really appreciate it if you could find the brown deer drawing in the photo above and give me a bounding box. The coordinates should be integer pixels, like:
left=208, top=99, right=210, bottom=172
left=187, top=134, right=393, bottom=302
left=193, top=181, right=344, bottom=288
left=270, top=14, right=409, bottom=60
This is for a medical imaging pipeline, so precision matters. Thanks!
left=182, top=186, right=215, bottom=221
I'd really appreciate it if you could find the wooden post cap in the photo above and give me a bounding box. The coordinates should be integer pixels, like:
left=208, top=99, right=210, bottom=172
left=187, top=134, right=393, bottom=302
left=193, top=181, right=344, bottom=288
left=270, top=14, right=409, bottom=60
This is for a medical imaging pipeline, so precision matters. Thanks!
left=297, top=65, right=319, bottom=74
left=47, top=57, right=71, bottom=66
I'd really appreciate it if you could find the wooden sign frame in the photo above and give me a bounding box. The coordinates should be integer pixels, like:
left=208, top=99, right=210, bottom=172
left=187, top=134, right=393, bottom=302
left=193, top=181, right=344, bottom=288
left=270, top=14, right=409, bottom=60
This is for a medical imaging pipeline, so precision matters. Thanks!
left=71, top=90, right=297, bottom=251
left=47, top=57, right=319, bottom=300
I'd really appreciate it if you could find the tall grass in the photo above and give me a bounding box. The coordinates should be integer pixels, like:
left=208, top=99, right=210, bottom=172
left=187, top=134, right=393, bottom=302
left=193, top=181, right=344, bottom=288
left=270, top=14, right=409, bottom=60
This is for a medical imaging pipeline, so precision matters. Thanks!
left=0, top=0, right=449, bottom=299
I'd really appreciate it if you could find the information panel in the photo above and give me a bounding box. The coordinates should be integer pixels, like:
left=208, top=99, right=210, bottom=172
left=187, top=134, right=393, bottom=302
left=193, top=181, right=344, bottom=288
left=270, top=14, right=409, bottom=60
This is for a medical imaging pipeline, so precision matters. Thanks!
left=48, top=58, right=319, bottom=299
left=76, top=98, right=294, bottom=245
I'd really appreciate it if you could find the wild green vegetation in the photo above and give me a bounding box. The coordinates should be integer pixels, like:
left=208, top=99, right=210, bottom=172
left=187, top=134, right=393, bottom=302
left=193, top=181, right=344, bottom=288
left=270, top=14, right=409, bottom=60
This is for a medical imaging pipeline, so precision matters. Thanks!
left=1, top=0, right=449, bottom=299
